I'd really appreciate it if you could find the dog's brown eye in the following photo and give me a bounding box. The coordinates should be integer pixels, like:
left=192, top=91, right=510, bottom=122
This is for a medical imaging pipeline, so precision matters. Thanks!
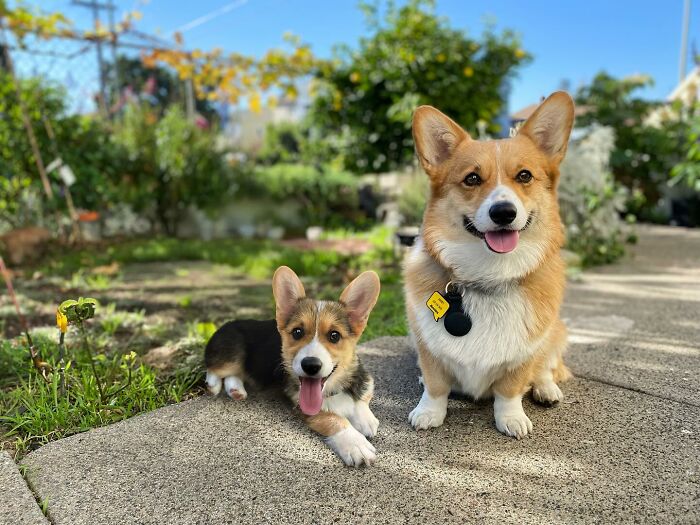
left=515, top=170, right=533, bottom=183
left=291, top=327, right=304, bottom=340
left=463, top=172, right=482, bottom=186
left=328, top=330, right=341, bottom=344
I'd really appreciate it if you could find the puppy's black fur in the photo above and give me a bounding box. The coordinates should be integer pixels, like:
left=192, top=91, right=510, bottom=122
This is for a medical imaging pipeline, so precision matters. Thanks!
left=204, top=319, right=285, bottom=386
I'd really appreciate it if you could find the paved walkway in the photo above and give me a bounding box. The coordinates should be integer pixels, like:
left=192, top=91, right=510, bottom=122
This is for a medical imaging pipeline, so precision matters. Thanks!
left=4, top=225, right=699, bottom=524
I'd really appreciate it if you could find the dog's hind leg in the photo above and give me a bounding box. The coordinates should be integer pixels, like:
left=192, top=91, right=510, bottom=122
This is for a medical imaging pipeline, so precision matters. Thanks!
left=206, top=371, right=223, bottom=396
left=224, top=375, right=248, bottom=400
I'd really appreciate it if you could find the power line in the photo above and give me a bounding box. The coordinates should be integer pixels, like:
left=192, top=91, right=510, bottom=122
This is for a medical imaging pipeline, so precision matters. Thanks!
left=174, top=0, right=249, bottom=34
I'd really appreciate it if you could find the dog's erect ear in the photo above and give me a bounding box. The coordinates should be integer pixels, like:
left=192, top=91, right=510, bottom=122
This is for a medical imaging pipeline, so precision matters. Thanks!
left=340, top=271, right=381, bottom=333
left=518, top=91, right=575, bottom=165
left=412, top=105, right=470, bottom=176
left=272, top=266, right=305, bottom=325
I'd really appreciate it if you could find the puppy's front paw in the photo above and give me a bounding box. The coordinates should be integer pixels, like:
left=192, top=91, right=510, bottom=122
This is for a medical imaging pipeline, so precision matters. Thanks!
left=349, top=403, right=379, bottom=438
left=532, top=381, right=563, bottom=405
left=326, top=427, right=376, bottom=467
left=409, top=391, right=447, bottom=430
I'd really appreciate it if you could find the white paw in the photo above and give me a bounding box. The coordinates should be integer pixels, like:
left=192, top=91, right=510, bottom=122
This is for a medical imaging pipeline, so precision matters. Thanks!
left=532, top=381, right=563, bottom=405
left=206, top=371, right=222, bottom=396
left=326, top=427, right=376, bottom=467
left=494, top=394, right=532, bottom=439
left=224, top=376, right=247, bottom=400
left=348, top=402, right=379, bottom=438
left=409, top=390, right=447, bottom=430
left=495, top=412, right=533, bottom=439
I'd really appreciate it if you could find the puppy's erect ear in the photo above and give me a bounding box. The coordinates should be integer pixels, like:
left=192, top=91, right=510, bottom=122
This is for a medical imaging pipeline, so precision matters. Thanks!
left=412, top=105, right=470, bottom=176
left=339, top=271, right=381, bottom=334
left=272, top=266, right=305, bottom=326
left=518, top=91, right=575, bottom=165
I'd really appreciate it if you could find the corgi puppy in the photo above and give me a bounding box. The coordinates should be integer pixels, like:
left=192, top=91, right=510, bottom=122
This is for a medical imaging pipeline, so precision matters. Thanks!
left=204, top=266, right=381, bottom=466
left=404, top=92, right=575, bottom=439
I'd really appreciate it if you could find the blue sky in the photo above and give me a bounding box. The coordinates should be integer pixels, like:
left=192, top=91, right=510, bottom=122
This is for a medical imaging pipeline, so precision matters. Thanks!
left=32, top=0, right=699, bottom=112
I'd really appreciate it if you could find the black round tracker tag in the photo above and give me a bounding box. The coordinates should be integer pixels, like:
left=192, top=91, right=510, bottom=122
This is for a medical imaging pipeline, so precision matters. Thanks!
left=443, top=291, right=472, bottom=337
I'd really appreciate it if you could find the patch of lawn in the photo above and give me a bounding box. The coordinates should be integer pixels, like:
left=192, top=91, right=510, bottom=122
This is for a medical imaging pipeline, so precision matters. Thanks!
left=0, top=333, right=200, bottom=456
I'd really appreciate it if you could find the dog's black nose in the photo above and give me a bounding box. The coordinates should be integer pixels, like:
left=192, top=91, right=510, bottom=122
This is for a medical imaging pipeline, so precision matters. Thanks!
left=489, top=202, right=517, bottom=225
left=301, top=356, right=322, bottom=375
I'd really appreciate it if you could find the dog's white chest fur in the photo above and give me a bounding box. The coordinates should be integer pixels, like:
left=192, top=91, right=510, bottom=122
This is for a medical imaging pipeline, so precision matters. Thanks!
left=409, top=283, right=534, bottom=399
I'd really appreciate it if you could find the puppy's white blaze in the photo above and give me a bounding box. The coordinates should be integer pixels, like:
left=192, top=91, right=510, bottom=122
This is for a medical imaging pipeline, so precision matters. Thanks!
left=292, top=336, right=335, bottom=378
left=473, top=184, right=528, bottom=232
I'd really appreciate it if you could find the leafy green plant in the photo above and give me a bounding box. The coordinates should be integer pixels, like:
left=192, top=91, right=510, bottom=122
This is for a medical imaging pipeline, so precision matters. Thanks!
left=237, top=163, right=361, bottom=228
left=112, top=103, right=233, bottom=235
left=575, top=72, right=689, bottom=220
left=671, top=112, right=700, bottom=191
left=309, top=0, right=530, bottom=172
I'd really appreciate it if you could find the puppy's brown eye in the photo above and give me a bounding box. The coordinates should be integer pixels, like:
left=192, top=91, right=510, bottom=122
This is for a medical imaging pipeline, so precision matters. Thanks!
left=328, top=330, right=341, bottom=344
left=515, top=170, right=533, bottom=183
left=463, top=172, right=482, bottom=186
left=291, top=327, right=304, bottom=340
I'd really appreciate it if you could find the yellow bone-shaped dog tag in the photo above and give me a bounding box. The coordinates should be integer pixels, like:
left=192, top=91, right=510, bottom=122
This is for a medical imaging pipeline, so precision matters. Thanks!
left=426, top=291, right=450, bottom=322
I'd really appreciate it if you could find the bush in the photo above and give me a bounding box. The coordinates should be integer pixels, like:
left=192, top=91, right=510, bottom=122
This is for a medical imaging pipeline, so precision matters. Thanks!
left=559, top=126, right=631, bottom=266
left=397, top=170, right=429, bottom=225
left=575, top=72, right=688, bottom=220
left=111, top=103, right=233, bottom=235
left=0, top=73, right=126, bottom=230
left=236, top=163, right=361, bottom=228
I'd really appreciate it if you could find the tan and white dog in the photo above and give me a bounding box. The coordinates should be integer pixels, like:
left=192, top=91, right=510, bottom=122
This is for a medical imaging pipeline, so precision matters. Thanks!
left=404, top=92, right=575, bottom=438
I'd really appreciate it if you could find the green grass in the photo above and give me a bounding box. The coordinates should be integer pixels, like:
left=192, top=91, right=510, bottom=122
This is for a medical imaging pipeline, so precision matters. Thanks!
left=0, top=333, right=200, bottom=455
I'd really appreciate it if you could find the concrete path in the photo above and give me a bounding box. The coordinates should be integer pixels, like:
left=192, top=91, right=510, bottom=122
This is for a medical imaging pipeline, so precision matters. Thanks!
left=12, top=226, right=700, bottom=524
left=0, top=452, right=48, bottom=525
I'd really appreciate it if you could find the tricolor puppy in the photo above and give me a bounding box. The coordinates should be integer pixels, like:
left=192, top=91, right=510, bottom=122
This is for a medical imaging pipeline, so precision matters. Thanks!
left=204, top=266, right=381, bottom=466
left=405, top=92, right=575, bottom=439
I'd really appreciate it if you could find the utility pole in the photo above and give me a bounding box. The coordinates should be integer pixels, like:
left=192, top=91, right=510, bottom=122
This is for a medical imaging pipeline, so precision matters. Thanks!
left=679, top=0, right=692, bottom=83
left=72, top=0, right=116, bottom=116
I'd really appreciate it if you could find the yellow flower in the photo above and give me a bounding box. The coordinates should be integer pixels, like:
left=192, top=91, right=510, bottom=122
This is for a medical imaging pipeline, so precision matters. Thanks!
left=349, top=72, right=361, bottom=83
left=463, top=66, right=474, bottom=77
left=249, top=93, right=262, bottom=113
left=56, top=310, right=68, bottom=333
left=515, top=48, right=526, bottom=59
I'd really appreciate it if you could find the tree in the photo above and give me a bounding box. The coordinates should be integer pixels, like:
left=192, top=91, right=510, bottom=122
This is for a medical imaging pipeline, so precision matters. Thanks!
left=107, top=56, right=218, bottom=121
left=308, top=0, right=530, bottom=173
left=575, top=72, right=688, bottom=219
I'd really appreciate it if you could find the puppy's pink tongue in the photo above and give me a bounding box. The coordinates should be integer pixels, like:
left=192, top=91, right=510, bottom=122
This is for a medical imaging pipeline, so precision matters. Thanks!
left=298, top=377, right=324, bottom=415
left=485, top=230, right=519, bottom=253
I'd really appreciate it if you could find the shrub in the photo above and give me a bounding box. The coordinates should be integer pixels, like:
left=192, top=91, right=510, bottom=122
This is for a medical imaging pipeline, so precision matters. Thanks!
left=111, top=103, right=233, bottom=235
left=237, top=163, right=361, bottom=228
left=575, top=72, right=688, bottom=220
left=559, top=126, right=631, bottom=266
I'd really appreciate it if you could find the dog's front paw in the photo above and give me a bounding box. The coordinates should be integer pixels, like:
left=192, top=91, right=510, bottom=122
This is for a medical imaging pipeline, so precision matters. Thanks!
left=326, top=427, right=376, bottom=467
left=409, top=391, right=447, bottom=430
left=532, top=381, right=563, bottom=405
left=349, top=403, right=379, bottom=438
left=495, top=412, right=532, bottom=439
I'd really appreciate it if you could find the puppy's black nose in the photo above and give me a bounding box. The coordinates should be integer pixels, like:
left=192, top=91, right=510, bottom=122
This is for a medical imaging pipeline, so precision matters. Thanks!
left=489, top=202, right=517, bottom=225
left=301, top=356, right=322, bottom=375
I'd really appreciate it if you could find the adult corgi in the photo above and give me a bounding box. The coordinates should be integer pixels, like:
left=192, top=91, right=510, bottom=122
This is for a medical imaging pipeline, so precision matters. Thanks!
left=404, top=92, right=574, bottom=438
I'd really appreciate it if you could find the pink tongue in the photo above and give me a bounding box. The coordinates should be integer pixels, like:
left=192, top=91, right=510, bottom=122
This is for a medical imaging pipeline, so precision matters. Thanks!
left=298, top=377, right=324, bottom=415
left=484, top=230, right=519, bottom=253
